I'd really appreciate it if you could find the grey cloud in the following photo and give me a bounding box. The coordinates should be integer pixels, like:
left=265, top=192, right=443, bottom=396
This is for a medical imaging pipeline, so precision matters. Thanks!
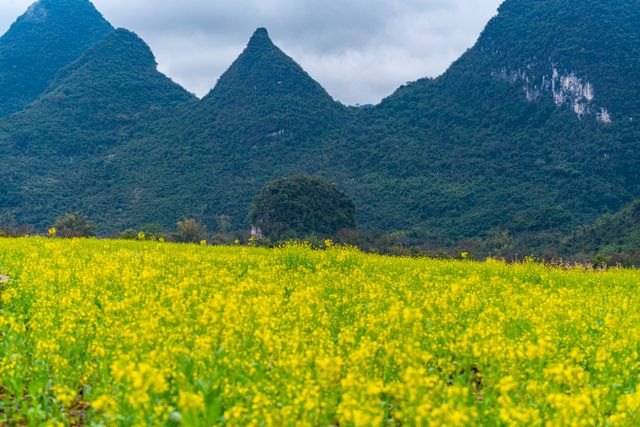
left=0, top=0, right=503, bottom=104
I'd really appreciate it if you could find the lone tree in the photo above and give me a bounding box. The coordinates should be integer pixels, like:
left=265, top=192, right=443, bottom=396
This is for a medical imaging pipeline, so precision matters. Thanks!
left=53, top=213, right=97, bottom=238
left=249, top=175, right=356, bottom=241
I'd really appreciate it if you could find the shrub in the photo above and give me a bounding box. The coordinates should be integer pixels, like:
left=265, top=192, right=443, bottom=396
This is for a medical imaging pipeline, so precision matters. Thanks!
left=176, top=218, right=208, bottom=243
left=53, top=213, right=97, bottom=238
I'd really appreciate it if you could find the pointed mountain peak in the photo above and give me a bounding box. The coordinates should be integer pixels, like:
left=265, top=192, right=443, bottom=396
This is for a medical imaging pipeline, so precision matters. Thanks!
left=195, top=27, right=343, bottom=144
left=37, top=27, right=159, bottom=93
left=16, top=0, right=110, bottom=28
left=9, top=25, right=195, bottom=152
left=203, top=27, right=335, bottom=106
left=110, top=27, right=143, bottom=39
left=247, top=27, right=273, bottom=48
left=253, top=27, right=269, bottom=36
left=47, top=27, right=172, bottom=90
left=85, top=28, right=157, bottom=68
left=0, top=0, right=113, bottom=116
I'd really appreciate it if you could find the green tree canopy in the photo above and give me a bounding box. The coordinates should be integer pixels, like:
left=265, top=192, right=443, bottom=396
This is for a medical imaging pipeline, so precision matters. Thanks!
left=249, top=175, right=356, bottom=241
left=53, top=213, right=97, bottom=238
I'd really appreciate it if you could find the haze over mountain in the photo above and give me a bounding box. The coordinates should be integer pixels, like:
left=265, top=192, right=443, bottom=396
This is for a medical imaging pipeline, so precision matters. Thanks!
left=0, top=0, right=638, bottom=259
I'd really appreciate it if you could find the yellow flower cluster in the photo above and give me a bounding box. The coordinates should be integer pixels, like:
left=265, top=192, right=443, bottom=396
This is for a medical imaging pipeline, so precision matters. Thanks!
left=1, top=237, right=640, bottom=425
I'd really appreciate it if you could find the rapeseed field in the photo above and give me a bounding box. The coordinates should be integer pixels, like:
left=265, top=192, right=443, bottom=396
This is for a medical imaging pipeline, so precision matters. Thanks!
left=1, top=237, right=640, bottom=426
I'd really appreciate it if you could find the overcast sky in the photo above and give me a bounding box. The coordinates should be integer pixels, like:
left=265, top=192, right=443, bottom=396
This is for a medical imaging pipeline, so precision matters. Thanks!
left=1, top=0, right=503, bottom=105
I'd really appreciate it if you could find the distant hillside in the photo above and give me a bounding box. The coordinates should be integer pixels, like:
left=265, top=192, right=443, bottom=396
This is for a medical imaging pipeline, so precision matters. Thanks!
left=0, top=28, right=196, bottom=229
left=367, top=0, right=640, bottom=239
left=200, top=28, right=344, bottom=132
left=0, top=0, right=113, bottom=117
left=562, top=199, right=640, bottom=264
left=0, top=0, right=639, bottom=258
left=138, top=27, right=352, bottom=230
left=2, top=28, right=195, bottom=152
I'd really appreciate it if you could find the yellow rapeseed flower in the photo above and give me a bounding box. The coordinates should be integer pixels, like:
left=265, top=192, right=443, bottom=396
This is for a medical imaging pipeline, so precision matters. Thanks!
left=0, top=237, right=639, bottom=425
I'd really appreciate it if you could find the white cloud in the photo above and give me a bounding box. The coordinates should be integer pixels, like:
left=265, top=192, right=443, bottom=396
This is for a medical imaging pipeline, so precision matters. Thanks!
left=0, top=0, right=503, bottom=104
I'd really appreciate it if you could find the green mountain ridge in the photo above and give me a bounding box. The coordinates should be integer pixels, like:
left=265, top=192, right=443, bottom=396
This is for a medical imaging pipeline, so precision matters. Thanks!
left=194, top=27, right=346, bottom=144
left=481, top=0, right=640, bottom=119
left=0, top=26, right=196, bottom=228
left=3, top=28, right=196, bottom=154
left=101, top=27, right=352, bottom=232
left=0, top=0, right=114, bottom=117
left=561, top=198, right=640, bottom=264
left=0, top=0, right=638, bottom=259
left=369, top=0, right=640, bottom=239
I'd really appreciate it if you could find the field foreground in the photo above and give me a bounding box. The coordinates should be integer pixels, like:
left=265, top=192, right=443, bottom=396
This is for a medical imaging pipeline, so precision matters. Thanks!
left=1, top=238, right=640, bottom=426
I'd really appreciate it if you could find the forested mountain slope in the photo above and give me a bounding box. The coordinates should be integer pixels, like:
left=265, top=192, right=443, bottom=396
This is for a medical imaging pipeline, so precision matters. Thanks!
left=364, top=0, right=640, bottom=240
left=0, top=0, right=113, bottom=117
left=0, top=0, right=638, bottom=255
left=562, top=199, right=640, bottom=264
left=0, top=27, right=196, bottom=229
